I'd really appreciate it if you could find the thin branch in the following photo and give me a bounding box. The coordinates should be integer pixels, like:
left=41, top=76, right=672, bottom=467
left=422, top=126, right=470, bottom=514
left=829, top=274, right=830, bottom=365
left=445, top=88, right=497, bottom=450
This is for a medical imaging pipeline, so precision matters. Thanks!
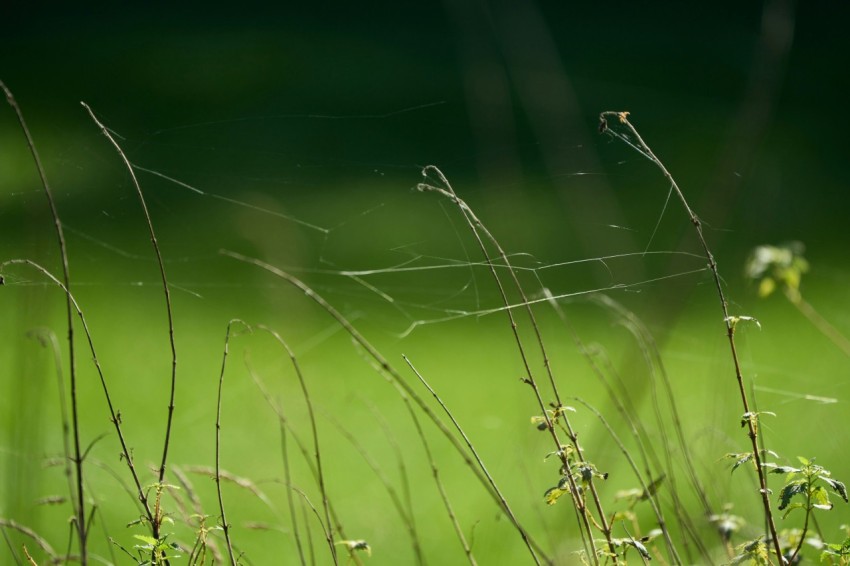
left=417, top=166, right=612, bottom=563
left=600, top=110, right=783, bottom=564
left=404, top=399, right=477, bottom=565
left=214, top=319, right=252, bottom=565
left=402, top=355, right=546, bottom=564
left=1, top=81, right=87, bottom=564
left=0, top=260, right=154, bottom=527
left=81, top=102, right=179, bottom=523
left=324, top=411, right=425, bottom=565
left=221, top=249, right=550, bottom=564
left=257, top=326, right=338, bottom=565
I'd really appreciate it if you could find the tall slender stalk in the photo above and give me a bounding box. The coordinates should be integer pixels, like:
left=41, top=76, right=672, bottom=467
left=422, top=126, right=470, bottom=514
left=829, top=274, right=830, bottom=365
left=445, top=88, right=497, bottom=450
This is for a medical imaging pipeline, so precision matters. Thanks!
left=0, top=260, right=154, bottom=528
left=1, top=81, right=87, bottom=564
left=214, top=319, right=251, bottom=565
left=600, top=111, right=783, bottom=563
left=81, top=103, right=179, bottom=519
left=404, top=400, right=477, bottom=565
left=221, top=249, right=549, bottom=564
left=417, top=166, right=615, bottom=563
left=258, top=326, right=338, bottom=565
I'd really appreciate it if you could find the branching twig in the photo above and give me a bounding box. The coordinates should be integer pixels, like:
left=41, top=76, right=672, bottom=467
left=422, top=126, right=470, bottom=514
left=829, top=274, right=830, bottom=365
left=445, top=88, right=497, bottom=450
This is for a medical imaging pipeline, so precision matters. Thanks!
left=600, top=110, right=783, bottom=563
left=221, top=249, right=549, bottom=564
left=214, top=319, right=252, bottom=565
left=81, top=102, right=179, bottom=523
left=257, top=326, right=338, bottom=565
left=417, top=166, right=614, bottom=563
left=0, top=260, right=154, bottom=528
left=2, top=81, right=87, bottom=564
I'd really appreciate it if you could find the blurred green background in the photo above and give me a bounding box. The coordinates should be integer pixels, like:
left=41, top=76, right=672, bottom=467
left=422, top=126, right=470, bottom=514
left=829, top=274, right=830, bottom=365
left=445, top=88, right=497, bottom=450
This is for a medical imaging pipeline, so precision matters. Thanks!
left=2, top=1, right=850, bottom=564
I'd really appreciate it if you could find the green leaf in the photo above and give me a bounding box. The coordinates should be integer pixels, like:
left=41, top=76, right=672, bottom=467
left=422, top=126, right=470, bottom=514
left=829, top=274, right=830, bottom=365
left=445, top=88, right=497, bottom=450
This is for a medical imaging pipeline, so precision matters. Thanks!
left=768, top=466, right=800, bottom=475
left=778, top=481, right=808, bottom=510
left=781, top=502, right=805, bottom=519
left=625, top=538, right=652, bottom=561
left=812, top=485, right=832, bottom=508
left=544, top=486, right=569, bottom=506
left=731, top=453, right=754, bottom=473
left=133, top=535, right=158, bottom=546
left=823, top=477, right=849, bottom=502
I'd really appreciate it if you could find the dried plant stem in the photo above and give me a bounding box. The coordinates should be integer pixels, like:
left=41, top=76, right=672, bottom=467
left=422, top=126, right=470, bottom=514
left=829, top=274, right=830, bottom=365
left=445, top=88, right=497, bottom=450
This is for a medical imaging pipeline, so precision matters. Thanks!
left=404, top=401, right=477, bottom=565
left=246, top=352, right=354, bottom=565
left=257, top=326, right=338, bottom=565
left=325, top=413, right=425, bottom=565
left=403, top=355, right=546, bottom=562
left=574, top=397, right=682, bottom=564
left=81, top=102, right=179, bottom=508
left=278, top=421, right=308, bottom=566
left=222, top=249, right=548, bottom=564
left=0, top=260, right=154, bottom=525
left=29, top=329, right=77, bottom=537
left=590, top=294, right=718, bottom=559
left=0, top=519, right=57, bottom=562
left=417, top=166, right=614, bottom=563
left=543, top=290, right=693, bottom=563
left=291, top=487, right=335, bottom=559
left=600, top=111, right=783, bottom=563
left=214, top=319, right=251, bottom=565
left=1, top=81, right=87, bottom=564
left=362, top=401, right=422, bottom=561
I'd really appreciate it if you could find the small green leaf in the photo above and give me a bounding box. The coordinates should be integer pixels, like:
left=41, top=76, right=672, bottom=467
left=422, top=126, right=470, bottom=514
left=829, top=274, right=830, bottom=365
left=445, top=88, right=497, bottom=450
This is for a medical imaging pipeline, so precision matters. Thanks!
left=336, top=539, right=372, bottom=556
left=768, top=465, right=800, bottom=475
left=625, top=538, right=652, bottom=560
left=544, top=486, right=569, bottom=506
left=731, top=453, right=754, bottom=473
left=812, top=485, right=830, bottom=505
left=781, top=502, right=805, bottom=519
left=778, top=481, right=808, bottom=510
left=133, top=535, right=158, bottom=546
left=823, top=477, right=849, bottom=502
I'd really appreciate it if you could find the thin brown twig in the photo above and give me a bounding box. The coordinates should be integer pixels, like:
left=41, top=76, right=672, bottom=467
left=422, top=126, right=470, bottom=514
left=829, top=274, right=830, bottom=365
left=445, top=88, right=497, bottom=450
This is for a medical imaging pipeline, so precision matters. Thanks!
left=590, top=294, right=717, bottom=561
left=0, top=260, right=154, bottom=527
left=256, top=325, right=338, bottom=565
left=214, top=319, right=252, bottom=565
left=221, top=249, right=550, bottom=564
left=600, top=110, right=783, bottom=563
left=1, top=81, right=87, bottom=564
left=417, top=166, right=614, bottom=563
left=0, top=519, right=57, bottom=562
left=404, top=399, right=477, bottom=565
left=324, top=410, right=425, bottom=565
left=81, top=102, right=179, bottom=524
left=246, top=352, right=356, bottom=566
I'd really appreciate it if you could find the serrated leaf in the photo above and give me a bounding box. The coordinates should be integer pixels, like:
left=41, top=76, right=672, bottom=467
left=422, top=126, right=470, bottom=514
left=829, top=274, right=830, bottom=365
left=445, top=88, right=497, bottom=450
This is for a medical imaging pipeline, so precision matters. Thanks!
left=133, top=535, right=158, bottom=546
left=544, top=486, right=568, bottom=506
left=812, top=485, right=831, bottom=507
left=731, top=453, right=754, bottom=473
left=823, top=477, right=849, bottom=502
left=769, top=466, right=800, bottom=475
left=626, top=538, right=651, bottom=560
left=782, top=502, right=805, bottom=519
left=778, top=481, right=808, bottom=510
